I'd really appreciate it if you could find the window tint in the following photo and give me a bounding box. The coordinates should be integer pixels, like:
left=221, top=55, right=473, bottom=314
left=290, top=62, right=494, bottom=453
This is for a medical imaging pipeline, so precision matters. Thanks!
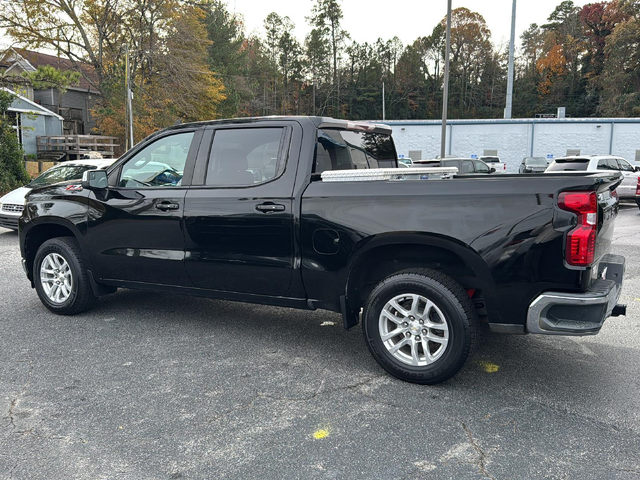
left=607, top=158, right=620, bottom=170
left=441, top=160, right=458, bottom=169
left=525, top=157, right=547, bottom=166
left=314, top=129, right=396, bottom=173
left=617, top=159, right=634, bottom=172
left=119, top=132, right=194, bottom=187
left=206, top=128, right=285, bottom=186
left=29, top=165, right=96, bottom=187
left=461, top=160, right=474, bottom=173
left=474, top=160, right=490, bottom=173
left=597, top=159, right=610, bottom=170
left=547, top=159, right=590, bottom=172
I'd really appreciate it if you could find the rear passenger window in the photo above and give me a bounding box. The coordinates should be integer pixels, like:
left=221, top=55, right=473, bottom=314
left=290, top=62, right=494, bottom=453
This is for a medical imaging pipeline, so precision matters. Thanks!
left=607, top=158, right=620, bottom=170
left=206, top=128, right=286, bottom=186
left=598, top=159, right=612, bottom=170
left=314, top=129, right=396, bottom=173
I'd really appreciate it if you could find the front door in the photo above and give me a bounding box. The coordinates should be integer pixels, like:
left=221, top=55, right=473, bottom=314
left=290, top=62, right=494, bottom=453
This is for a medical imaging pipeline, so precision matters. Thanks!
left=183, top=122, right=299, bottom=297
left=88, top=129, right=201, bottom=286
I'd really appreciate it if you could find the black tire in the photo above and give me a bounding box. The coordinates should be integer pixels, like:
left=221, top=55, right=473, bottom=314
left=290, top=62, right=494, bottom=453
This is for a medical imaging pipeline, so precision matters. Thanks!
left=33, top=237, right=98, bottom=315
left=362, top=269, right=477, bottom=385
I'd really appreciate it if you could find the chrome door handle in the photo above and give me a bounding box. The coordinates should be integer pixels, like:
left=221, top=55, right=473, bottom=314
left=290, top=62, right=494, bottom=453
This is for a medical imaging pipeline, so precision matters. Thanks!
left=155, top=202, right=180, bottom=211
left=256, top=203, right=285, bottom=213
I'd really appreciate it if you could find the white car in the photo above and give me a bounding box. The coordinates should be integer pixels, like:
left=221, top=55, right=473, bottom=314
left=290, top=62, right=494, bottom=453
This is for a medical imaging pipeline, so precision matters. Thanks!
left=546, top=155, right=640, bottom=200
left=0, top=159, right=115, bottom=231
left=479, top=156, right=507, bottom=173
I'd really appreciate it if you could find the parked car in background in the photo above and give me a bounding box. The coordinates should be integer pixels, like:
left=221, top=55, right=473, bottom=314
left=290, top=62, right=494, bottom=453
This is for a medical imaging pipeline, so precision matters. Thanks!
left=546, top=155, right=640, bottom=200
left=480, top=156, right=507, bottom=173
left=414, top=158, right=496, bottom=175
left=519, top=157, right=549, bottom=173
left=636, top=177, right=640, bottom=210
left=0, top=159, right=115, bottom=230
left=398, top=157, right=413, bottom=166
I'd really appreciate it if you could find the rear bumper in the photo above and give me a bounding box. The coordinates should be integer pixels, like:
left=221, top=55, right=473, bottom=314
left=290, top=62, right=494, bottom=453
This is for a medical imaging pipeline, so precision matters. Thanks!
left=527, top=254, right=625, bottom=336
left=0, top=214, right=19, bottom=230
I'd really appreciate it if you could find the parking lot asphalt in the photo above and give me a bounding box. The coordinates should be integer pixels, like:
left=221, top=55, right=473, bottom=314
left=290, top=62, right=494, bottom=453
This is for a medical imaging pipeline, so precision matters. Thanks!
left=1, top=205, right=640, bottom=480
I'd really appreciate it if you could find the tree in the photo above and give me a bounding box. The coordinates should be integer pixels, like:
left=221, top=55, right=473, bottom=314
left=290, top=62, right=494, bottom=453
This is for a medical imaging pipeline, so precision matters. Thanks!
left=1, top=0, right=225, bottom=147
left=600, top=6, right=640, bottom=115
left=205, top=0, right=249, bottom=118
left=0, top=90, right=30, bottom=194
left=308, top=0, right=350, bottom=116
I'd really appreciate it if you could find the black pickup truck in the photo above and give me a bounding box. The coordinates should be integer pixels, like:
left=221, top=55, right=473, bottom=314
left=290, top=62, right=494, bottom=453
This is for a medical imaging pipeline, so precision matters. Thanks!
left=18, top=116, right=626, bottom=384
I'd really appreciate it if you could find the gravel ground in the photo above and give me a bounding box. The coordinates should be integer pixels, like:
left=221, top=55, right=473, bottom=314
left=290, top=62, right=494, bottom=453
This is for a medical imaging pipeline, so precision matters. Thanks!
left=1, top=205, right=639, bottom=479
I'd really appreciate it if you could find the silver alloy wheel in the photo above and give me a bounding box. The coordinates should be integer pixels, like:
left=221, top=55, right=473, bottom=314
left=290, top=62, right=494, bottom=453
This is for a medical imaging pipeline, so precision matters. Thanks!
left=40, top=253, right=73, bottom=304
left=379, top=293, right=449, bottom=366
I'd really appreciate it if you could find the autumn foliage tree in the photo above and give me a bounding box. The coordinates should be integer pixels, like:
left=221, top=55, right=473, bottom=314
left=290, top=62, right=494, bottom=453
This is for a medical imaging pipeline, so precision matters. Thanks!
left=0, top=0, right=225, bottom=148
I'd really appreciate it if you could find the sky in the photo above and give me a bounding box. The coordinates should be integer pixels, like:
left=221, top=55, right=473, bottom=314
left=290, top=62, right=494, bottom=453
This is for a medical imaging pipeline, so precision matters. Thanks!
left=1, top=0, right=594, bottom=52
left=234, top=0, right=594, bottom=49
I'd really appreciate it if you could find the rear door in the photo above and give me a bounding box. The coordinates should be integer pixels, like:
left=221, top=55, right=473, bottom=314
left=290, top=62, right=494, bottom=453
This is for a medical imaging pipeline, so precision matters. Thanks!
left=183, top=121, right=301, bottom=296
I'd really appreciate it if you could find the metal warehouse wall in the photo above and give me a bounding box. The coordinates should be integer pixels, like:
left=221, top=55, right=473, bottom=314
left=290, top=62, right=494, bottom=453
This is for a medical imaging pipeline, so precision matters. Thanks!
left=383, top=119, right=640, bottom=173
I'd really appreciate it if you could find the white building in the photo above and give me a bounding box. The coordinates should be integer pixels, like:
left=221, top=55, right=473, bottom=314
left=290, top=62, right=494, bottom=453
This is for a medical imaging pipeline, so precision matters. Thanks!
left=384, top=118, right=640, bottom=172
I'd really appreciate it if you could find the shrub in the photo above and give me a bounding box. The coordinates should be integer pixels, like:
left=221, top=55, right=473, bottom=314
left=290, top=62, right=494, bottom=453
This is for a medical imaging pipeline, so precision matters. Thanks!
left=0, top=90, right=30, bottom=193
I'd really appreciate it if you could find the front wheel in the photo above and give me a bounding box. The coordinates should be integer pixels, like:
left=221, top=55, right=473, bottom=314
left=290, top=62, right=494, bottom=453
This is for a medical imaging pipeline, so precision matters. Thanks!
left=362, top=269, right=477, bottom=385
left=33, top=237, right=98, bottom=315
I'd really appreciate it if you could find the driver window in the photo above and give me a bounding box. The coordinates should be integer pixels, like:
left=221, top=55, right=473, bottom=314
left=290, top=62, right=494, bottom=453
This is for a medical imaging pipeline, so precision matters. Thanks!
left=474, top=160, right=489, bottom=173
left=617, top=159, right=634, bottom=172
left=119, top=132, right=194, bottom=188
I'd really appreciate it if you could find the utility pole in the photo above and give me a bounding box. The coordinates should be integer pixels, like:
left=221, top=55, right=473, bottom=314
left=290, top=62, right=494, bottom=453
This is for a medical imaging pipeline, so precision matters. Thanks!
left=504, top=0, right=517, bottom=119
left=440, top=0, right=452, bottom=159
left=124, top=43, right=129, bottom=150
left=125, top=43, right=134, bottom=149
left=382, top=82, right=386, bottom=121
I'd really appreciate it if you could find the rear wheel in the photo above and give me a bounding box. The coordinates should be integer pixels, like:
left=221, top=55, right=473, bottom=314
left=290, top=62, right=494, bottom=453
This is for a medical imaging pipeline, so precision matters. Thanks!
left=34, top=237, right=97, bottom=315
left=362, top=269, right=477, bottom=385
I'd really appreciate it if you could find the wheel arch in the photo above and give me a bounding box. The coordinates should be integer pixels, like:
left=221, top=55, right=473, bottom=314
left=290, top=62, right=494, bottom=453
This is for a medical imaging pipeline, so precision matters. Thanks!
left=345, top=232, right=499, bottom=322
left=22, top=218, right=89, bottom=282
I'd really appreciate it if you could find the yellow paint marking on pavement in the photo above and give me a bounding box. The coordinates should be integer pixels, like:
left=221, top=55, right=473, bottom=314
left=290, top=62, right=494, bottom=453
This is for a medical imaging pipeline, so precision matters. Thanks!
left=478, top=361, right=499, bottom=373
left=313, top=429, right=330, bottom=439
left=634, top=298, right=640, bottom=302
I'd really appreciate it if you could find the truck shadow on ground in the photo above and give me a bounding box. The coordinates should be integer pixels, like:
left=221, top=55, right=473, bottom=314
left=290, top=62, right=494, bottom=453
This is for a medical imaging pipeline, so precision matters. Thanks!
left=90, top=287, right=636, bottom=403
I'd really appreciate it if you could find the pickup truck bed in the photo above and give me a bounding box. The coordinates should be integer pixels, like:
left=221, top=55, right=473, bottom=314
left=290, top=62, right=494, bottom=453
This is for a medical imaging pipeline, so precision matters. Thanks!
left=18, top=116, right=626, bottom=384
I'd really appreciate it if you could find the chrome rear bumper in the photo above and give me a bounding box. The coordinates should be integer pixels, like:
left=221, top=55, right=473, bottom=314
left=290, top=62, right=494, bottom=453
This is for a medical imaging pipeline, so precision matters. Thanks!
left=527, top=254, right=625, bottom=336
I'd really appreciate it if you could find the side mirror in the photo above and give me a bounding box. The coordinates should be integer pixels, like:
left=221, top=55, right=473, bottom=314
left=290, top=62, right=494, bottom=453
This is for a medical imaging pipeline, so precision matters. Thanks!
left=82, top=170, right=108, bottom=190
left=490, top=167, right=496, bottom=173
left=635, top=166, right=640, bottom=172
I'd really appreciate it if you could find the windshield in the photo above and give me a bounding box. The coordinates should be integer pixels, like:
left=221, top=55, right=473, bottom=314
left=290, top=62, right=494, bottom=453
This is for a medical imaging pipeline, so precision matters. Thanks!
left=546, top=159, right=590, bottom=172
left=526, top=157, right=547, bottom=166
left=29, top=165, right=96, bottom=187
left=481, top=157, right=500, bottom=163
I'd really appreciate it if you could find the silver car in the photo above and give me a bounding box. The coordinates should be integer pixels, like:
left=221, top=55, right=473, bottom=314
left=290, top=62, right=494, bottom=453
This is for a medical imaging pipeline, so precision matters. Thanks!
left=519, top=156, right=548, bottom=173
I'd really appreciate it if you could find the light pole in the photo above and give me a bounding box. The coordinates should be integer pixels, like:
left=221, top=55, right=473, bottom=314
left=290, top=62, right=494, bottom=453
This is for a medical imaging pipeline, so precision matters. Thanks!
left=505, top=0, right=517, bottom=119
left=440, top=0, right=452, bottom=159
left=125, top=43, right=134, bottom=149
left=382, top=81, right=386, bottom=121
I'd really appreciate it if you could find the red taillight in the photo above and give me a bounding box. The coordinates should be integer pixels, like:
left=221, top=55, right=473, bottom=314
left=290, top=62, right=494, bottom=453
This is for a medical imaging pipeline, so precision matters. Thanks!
left=558, top=191, right=597, bottom=267
left=503, top=164, right=506, bottom=170
left=636, top=176, right=640, bottom=196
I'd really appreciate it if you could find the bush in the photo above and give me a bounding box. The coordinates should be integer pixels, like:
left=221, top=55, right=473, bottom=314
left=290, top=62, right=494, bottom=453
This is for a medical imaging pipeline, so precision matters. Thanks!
left=0, top=90, right=30, bottom=193
left=25, top=153, right=37, bottom=161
